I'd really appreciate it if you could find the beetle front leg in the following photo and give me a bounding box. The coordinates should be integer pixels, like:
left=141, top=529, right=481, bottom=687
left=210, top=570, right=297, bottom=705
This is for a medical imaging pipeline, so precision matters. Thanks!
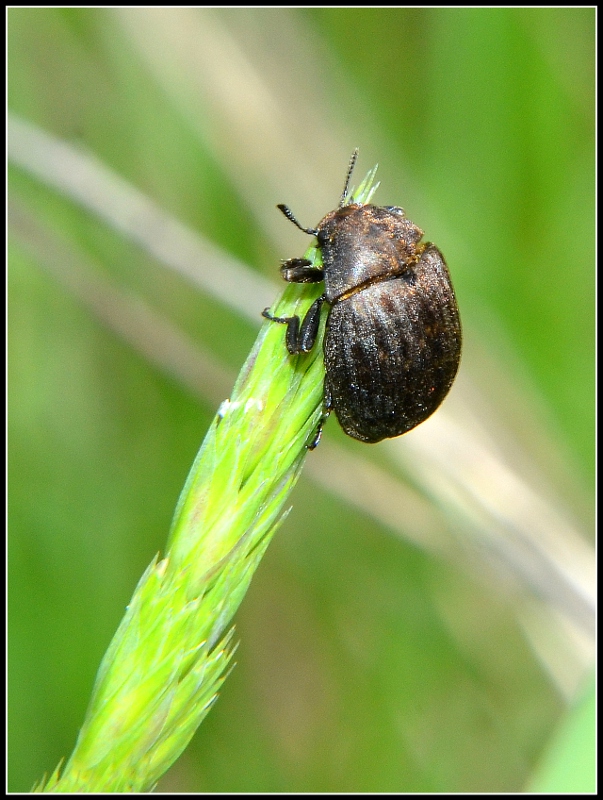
left=280, top=258, right=324, bottom=284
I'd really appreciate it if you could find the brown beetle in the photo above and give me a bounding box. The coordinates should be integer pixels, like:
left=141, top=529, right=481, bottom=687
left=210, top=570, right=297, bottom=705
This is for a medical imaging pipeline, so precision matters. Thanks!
left=263, top=150, right=461, bottom=447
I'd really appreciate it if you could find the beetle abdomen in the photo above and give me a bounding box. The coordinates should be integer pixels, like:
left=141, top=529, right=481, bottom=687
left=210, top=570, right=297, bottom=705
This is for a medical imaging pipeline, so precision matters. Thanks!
left=324, top=244, right=461, bottom=443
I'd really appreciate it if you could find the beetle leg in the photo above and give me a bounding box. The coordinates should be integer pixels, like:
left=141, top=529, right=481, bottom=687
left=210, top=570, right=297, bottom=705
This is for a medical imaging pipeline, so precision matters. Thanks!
left=307, top=381, right=333, bottom=450
left=280, top=258, right=324, bottom=284
left=262, top=308, right=301, bottom=354
left=307, top=417, right=326, bottom=450
left=262, top=295, right=326, bottom=355
left=298, top=295, right=325, bottom=352
left=324, top=381, right=333, bottom=412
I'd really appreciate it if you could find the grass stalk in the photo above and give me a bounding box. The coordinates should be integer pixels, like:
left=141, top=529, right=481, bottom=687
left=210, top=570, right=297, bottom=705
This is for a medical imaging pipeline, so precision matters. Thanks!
left=33, top=167, right=378, bottom=793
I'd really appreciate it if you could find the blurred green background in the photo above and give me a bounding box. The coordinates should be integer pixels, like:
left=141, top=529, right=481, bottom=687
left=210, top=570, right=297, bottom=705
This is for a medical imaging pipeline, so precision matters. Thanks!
left=8, top=8, right=594, bottom=793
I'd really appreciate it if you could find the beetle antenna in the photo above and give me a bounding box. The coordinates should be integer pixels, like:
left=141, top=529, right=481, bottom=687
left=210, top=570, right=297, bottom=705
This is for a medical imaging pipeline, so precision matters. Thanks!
left=340, top=148, right=359, bottom=207
left=277, top=204, right=318, bottom=236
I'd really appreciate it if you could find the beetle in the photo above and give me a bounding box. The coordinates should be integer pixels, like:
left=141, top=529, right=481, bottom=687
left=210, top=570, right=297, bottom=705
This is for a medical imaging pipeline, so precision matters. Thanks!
left=263, top=149, right=461, bottom=448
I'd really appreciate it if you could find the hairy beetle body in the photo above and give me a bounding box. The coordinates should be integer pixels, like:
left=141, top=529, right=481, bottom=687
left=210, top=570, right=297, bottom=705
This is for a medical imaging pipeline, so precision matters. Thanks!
left=263, top=151, right=461, bottom=447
